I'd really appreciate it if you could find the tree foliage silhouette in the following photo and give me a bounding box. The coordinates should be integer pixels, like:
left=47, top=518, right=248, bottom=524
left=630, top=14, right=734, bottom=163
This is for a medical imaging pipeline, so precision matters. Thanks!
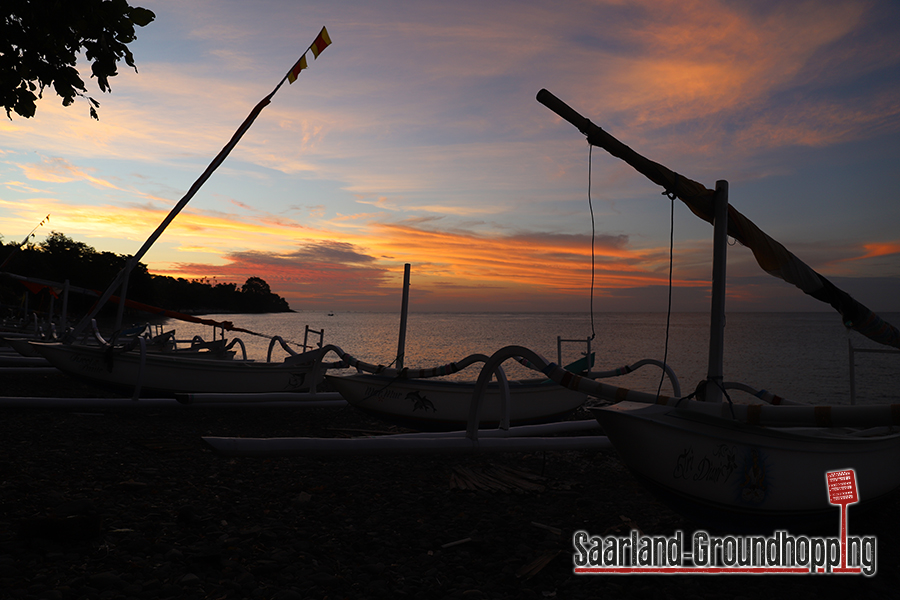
left=1, top=232, right=292, bottom=315
left=1, top=0, right=155, bottom=120
left=242, top=277, right=272, bottom=295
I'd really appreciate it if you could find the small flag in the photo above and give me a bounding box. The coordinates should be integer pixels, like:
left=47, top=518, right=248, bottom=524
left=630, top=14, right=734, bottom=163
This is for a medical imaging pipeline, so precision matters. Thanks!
left=310, top=26, right=332, bottom=58
left=287, top=54, right=308, bottom=84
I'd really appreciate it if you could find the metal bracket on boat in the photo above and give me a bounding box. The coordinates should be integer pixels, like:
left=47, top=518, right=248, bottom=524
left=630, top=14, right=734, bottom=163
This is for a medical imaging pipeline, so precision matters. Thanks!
left=267, top=335, right=299, bottom=362
left=302, top=325, right=324, bottom=353
left=586, top=359, right=681, bottom=398
left=723, top=382, right=802, bottom=406
left=148, top=329, right=177, bottom=350
left=686, top=378, right=736, bottom=418
left=468, top=347, right=549, bottom=441
left=848, top=337, right=900, bottom=405
left=291, top=346, right=345, bottom=394
left=182, top=336, right=240, bottom=358
left=291, top=344, right=355, bottom=395
left=91, top=319, right=109, bottom=346
left=223, top=337, right=247, bottom=360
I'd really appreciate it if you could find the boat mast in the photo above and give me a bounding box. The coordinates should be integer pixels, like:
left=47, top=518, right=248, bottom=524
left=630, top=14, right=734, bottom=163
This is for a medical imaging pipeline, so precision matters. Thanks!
left=705, top=181, right=728, bottom=402
left=396, top=263, right=411, bottom=370
left=67, top=92, right=277, bottom=341
left=535, top=88, right=900, bottom=351
left=65, top=28, right=333, bottom=341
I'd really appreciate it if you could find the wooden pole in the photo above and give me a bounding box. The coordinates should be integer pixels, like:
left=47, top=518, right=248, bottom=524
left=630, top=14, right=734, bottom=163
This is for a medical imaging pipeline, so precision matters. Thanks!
left=705, top=180, right=729, bottom=402
left=65, top=28, right=332, bottom=342
left=61, top=279, right=69, bottom=331
left=114, top=271, right=130, bottom=333
left=396, top=264, right=411, bottom=370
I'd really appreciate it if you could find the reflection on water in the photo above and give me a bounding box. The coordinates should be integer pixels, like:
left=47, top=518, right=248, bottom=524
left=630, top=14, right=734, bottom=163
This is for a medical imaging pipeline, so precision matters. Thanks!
left=160, top=311, right=900, bottom=406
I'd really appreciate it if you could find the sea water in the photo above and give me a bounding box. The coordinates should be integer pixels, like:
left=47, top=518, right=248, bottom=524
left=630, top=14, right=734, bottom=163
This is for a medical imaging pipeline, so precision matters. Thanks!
left=159, top=311, right=900, bottom=406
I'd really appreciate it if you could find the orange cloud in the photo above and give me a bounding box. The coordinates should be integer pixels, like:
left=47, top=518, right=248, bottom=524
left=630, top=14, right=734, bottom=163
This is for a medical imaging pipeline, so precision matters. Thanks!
left=826, top=241, right=900, bottom=274
left=18, top=156, right=121, bottom=190
left=146, top=216, right=712, bottom=312
left=584, top=0, right=885, bottom=155
left=857, top=242, right=900, bottom=260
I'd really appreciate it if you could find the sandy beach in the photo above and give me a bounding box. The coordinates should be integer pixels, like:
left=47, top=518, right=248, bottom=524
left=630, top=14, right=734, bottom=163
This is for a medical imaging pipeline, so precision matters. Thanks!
left=1, top=369, right=899, bottom=599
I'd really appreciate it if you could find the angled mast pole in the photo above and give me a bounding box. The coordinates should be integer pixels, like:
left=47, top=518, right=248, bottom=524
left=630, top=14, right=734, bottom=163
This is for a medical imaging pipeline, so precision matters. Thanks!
left=536, top=88, right=900, bottom=351
left=68, top=27, right=332, bottom=340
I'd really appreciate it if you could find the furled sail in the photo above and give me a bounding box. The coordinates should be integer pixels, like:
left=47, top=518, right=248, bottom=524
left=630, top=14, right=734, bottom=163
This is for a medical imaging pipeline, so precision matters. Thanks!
left=537, top=89, right=900, bottom=349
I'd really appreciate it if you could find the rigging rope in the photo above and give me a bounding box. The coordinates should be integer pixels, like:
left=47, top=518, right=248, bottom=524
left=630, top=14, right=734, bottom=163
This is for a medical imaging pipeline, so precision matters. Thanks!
left=587, top=145, right=597, bottom=342
left=656, top=192, right=676, bottom=399
left=583, top=152, right=677, bottom=399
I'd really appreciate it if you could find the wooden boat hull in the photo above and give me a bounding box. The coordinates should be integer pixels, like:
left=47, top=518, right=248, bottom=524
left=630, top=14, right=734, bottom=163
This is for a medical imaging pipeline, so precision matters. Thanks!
left=327, top=373, right=588, bottom=430
left=591, top=401, right=900, bottom=530
left=31, top=342, right=324, bottom=395
left=1, top=334, right=45, bottom=357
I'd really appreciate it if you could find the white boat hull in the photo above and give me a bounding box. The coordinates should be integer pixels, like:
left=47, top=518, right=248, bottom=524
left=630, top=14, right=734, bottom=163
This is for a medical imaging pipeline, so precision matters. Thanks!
left=31, top=342, right=324, bottom=395
left=327, top=373, right=588, bottom=430
left=592, top=401, right=900, bottom=529
left=1, top=335, right=44, bottom=357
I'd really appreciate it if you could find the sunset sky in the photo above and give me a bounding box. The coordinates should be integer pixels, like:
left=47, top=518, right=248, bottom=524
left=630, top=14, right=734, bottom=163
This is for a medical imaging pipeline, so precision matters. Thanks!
left=2, top=0, right=900, bottom=313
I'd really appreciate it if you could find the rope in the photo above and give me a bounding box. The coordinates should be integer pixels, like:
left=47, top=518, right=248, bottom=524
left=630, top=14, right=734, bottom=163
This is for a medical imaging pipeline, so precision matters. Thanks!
left=661, top=173, right=679, bottom=200
left=656, top=194, right=675, bottom=399
left=719, top=379, right=736, bottom=419
left=587, top=144, right=597, bottom=342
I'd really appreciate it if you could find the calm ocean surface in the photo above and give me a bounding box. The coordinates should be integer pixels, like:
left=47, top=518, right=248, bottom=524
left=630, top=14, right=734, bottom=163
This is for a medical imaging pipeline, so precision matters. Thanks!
left=162, top=311, right=900, bottom=406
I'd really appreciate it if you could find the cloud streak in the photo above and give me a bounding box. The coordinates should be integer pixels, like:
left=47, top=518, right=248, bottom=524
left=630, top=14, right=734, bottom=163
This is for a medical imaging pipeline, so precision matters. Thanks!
left=2, top=0, right=900, bottom=312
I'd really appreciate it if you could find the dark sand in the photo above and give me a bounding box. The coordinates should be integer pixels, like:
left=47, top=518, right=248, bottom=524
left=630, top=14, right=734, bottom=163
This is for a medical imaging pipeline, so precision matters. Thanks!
left=1, top=369, right=899, bottom=599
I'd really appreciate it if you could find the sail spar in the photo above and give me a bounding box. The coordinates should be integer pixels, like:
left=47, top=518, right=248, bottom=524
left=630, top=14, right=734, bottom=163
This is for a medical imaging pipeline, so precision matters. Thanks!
left=536, top=89, right=900, bottom=349
left=67, top=27, right=332, bottom=340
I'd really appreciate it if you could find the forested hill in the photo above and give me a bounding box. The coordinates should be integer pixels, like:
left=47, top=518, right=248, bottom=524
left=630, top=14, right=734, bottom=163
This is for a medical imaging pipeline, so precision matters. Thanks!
left=0, top=232, right=291, bottom=315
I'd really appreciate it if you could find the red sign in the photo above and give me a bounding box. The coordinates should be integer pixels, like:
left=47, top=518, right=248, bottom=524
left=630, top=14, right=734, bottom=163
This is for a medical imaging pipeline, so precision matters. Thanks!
left=826, top=469, right=858, bottom=506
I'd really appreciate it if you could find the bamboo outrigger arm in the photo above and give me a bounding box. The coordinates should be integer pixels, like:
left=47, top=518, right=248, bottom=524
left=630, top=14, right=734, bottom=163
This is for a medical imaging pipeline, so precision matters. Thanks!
left=536, top=89, right=900, bottom=349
